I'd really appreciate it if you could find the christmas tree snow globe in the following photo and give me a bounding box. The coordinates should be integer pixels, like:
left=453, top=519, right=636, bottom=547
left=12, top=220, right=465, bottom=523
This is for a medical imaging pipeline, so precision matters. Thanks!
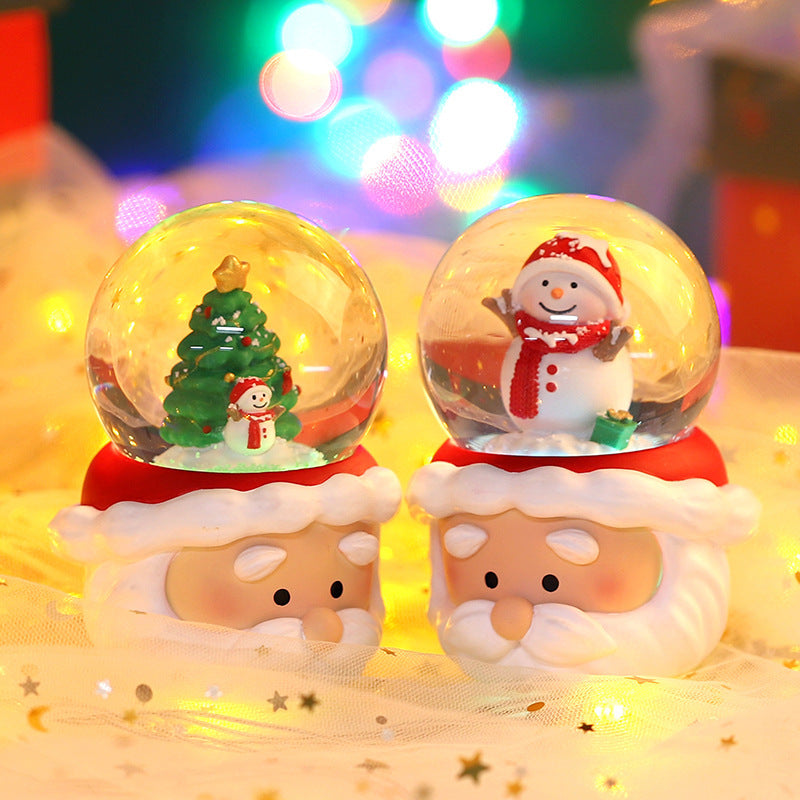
left=50, top=201, right=401, bottom=648
left=407, top=194, right=760, bottom=677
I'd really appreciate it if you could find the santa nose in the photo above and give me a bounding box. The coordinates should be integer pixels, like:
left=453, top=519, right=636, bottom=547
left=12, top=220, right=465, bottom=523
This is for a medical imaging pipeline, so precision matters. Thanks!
left=550, top=287, right=564, bottom=300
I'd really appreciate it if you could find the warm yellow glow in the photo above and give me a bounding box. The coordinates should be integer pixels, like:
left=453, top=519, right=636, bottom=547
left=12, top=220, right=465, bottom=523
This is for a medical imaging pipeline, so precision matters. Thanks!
left=632, top=326, right=644, bottom=344
left=295, top=332, right=310, bottom=354
left=387, top=335, right=415, bottom=372
left=774, top=424, right=798, bottom=446
left=42, top=295, right=75, bottom=334
left=593, top=700, right=629, bottom=723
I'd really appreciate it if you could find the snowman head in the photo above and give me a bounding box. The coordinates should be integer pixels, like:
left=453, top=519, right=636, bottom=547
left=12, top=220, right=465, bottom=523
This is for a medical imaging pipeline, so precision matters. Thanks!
left=229, top=376, right=273, bottom=412
left=512, top=232, right=629, bottom=324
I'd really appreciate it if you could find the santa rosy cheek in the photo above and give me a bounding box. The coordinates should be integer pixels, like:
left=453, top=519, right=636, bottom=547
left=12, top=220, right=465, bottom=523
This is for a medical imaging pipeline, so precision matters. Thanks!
left=589, top=573, right=649, bottom=612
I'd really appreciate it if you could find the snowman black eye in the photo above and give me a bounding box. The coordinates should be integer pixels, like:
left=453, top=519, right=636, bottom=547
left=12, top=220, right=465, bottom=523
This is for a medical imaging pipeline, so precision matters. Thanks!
left=273, top=588, right=291, bottom=606
left=484, top=571, right=499, bottom=589
left=570, top=281, right=578, bottom=289
left=252, top=393, right=258, bottom=400
left=542, top=279, right=549, bottom=287
left=542, top=574, right=560, bottom=592
left=330, top=580, right=343, bottom=599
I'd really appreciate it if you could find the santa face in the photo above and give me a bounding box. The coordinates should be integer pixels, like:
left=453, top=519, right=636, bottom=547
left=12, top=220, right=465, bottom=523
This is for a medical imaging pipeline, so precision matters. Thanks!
left=431, top=509, right=732, bottom=675
left=164, top=520, right=380, bottom=644
left=236, top=384, right=272, bottom=412
left=515, top=270, right=611, bottom=325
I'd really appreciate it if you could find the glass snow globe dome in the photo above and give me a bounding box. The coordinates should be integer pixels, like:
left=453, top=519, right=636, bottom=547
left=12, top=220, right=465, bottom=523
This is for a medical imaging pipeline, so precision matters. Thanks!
left=417, top=194, right=721, bottom=456
left=87, top=201, right=387, bottom=471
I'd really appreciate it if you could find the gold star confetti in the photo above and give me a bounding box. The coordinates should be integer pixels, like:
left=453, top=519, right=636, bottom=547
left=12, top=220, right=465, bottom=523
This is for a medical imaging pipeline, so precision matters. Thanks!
left=626, top=675, right=657, bottom=684
left=578, top=722, right=595, bottom=733
left=213, top=255, right=250, bottom=293
left=413, top=785, right=433, bottom=800
left=122, top=709, right=138, bottom=724
left=458, top=752, right=490, bottom=784
left=255, top=645, right=271, bottom=657
left=358, top=759, right=389, bottom=772
left=526, top=701, right=545, bottom=713
left=507, top=779, right=525, bottom=796
left=110, top=287, right=123, bottom=308
left=269, top=691, right=288, bottom=712
left=774, top=450, right=790, bottom=465
left=0, top=577, right=8, bottom=586
left=19, top=676, right=40, bottom=696
left=783, top=659, right=800, bottom=670
left=255, top=790, right=282, bottom=800
left=380, top=647, right=397, bottom=656
left=300, top=692, right=319, bottom=711
left=720, top=735, right=737, bottom=748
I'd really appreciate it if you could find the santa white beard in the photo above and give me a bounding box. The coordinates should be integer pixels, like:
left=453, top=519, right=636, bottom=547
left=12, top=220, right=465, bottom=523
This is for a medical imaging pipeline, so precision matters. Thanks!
left=433, top=532, right=732, bottom=677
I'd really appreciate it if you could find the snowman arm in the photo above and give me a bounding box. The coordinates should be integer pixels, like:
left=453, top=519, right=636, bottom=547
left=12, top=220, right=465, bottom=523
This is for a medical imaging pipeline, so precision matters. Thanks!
left=227, top=404, right=243, bottom=421
left=592, top=324, right=633, bottom=362
left=481, top=289, right=517, bottom=334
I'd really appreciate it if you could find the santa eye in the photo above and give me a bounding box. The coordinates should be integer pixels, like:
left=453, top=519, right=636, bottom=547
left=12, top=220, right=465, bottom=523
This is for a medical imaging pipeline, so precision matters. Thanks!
left=273, top=588, right=291, bottom=606
left=484, top=571, right=499, bottom=589
left=570, top=281, right=578, bottom=289
left=542, top=279, right=549, bottom=287
left=542, top=574, right=560, bottom=592
left=330, top=580, right=343, bottom=599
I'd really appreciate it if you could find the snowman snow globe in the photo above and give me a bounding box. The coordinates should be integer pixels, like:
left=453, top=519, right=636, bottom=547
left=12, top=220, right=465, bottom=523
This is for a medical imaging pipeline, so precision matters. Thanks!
left=51, top=202, right=401, bottom=647
left=407, top=194, right=760, bottom=677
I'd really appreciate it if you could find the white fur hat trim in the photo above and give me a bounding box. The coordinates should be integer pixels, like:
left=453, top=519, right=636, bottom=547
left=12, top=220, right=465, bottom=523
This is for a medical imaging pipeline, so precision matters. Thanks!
left=51, top=466, right=402, bottom=563
left=407, top=461, right=759, bottom=547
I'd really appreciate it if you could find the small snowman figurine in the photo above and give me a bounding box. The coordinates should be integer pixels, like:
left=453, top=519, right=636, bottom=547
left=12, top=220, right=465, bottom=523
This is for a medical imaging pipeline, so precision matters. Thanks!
left=483, top=232, right=634, bottom=439
left=224, top=376, right=285, bottom=455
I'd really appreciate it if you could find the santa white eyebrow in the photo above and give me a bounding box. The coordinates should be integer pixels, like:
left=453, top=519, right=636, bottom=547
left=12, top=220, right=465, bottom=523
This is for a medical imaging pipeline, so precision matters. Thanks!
left=338, top=531, right=379, bottom=566
left=233, top=544, right=287, bottom=582
left=545, top=528, right=600, bottom=565
left=443, top=523, right=489, bottom=559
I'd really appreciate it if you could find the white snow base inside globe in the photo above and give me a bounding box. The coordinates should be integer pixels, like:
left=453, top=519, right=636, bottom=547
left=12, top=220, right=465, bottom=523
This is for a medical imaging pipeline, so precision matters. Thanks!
left=153, top=438, right=326, bottom=472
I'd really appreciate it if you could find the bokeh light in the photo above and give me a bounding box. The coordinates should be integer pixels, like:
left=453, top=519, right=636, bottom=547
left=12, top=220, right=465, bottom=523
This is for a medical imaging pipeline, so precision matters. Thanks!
left=429, top=78, right=520, bottom=174
left=364, top=48, right=436, bottom=121
left=436, top=161, right=506, bottom=212
left=322, top=98, right=400, bottom=178
left=361, top=135, right=438, bottom=215
left=115, top=191, right=169, bottom=245
left=327, top=0, right=394, bottom=25
left=442, top=27, right=511, bottom=81
left=281, top=3, right=353, bottom=66
left=422, top=0, right=498, bottom=45
left=260, top=50, right=342, bottom=121
left=41, top=294, right=75, bottom=335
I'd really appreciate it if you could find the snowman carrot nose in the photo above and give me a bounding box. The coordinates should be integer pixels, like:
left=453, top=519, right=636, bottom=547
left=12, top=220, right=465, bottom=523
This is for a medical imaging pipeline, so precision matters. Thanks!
left=551, top=287, right=564, bottom=299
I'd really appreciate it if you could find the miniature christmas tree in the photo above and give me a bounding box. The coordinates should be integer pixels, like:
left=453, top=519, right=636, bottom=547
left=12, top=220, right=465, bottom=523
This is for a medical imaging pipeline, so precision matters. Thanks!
left=160, top=255, right=301, bottom=448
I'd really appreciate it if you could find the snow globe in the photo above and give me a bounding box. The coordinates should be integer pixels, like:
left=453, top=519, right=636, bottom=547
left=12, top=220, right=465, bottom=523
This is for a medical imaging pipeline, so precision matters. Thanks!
left=407, top=194, right=760, bottom=676
left=50, top=201, right=401, bottom=647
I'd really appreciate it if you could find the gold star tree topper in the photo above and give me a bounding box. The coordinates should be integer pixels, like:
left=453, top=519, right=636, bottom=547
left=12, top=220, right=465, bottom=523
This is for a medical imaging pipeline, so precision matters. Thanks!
left=213, top=255, right=250, bottom=293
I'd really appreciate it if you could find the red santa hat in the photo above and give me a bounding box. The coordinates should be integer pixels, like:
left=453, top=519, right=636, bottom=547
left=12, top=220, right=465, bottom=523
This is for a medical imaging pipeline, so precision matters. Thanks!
left=407, top=429, right=759, bottom=547
left=229, top=376, right=269, bottom=405
left=50, top=443, right=401, bottom=563
left=512, top=232, right=629, bottom=321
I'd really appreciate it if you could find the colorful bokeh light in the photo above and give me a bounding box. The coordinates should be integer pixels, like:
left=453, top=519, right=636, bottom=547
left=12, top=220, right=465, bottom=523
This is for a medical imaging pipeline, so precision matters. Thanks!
left=436, top=161, right=506, bottom=212
left=322, top=98, right=400, bottom=178
left=422, top=0, right=498, bottom=45
left=327, top=0, right=394, bottom=25
left=115, top=191, right=169, bottom=245
left=364, top=48, right=436, bottom=121
left=442, top=27, right=511, bottom=81
left=361, top=134, right=438, bottom=215
left=429, top=78, right=520, bottom=175
left=281, top=3, right=354, bottom=66
left=260, top=50, right=343, bottom=121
